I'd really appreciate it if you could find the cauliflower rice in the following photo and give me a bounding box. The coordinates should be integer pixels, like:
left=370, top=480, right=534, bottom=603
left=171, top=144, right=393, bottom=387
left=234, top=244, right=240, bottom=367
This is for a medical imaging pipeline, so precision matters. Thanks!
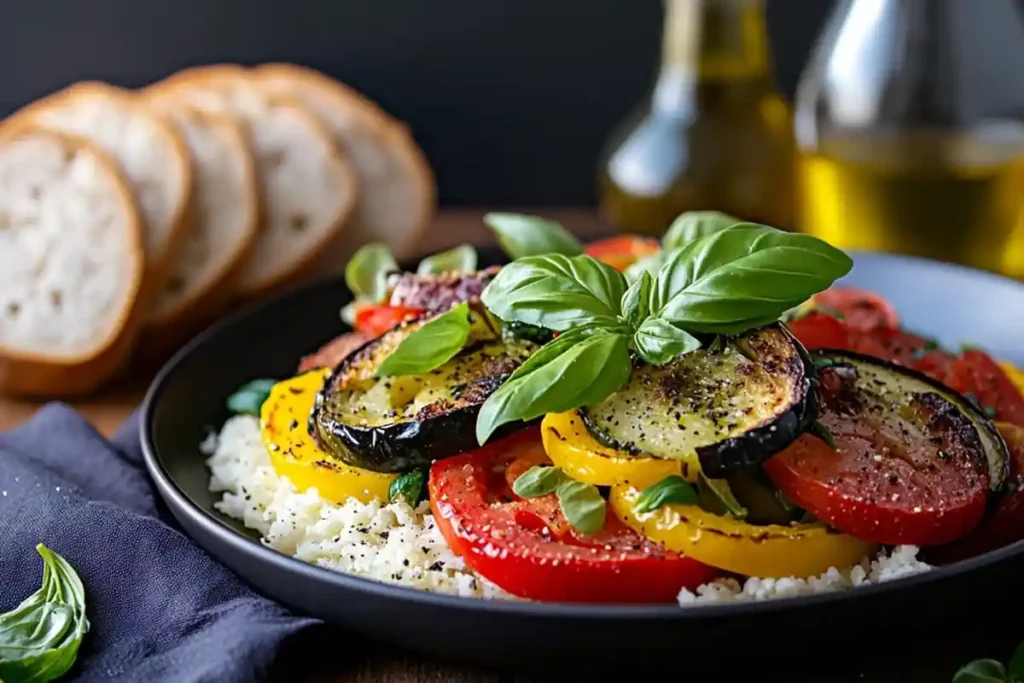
left=204, top=415, right=932, bottom=606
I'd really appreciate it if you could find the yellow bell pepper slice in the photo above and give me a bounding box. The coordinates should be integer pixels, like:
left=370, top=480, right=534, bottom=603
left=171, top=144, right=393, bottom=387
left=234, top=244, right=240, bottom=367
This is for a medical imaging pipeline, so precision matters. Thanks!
left=260, top=369, right=395, bottom=504
left=1001, top=362, right=1024, bottom=397
left=542, top=410, right=690, bottom=488
left=609, top=484, right=875, bottom=578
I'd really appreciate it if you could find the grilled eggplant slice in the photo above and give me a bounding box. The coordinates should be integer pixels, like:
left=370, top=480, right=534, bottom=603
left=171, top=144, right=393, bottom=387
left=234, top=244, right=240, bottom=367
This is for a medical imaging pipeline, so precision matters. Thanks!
left=386, top=267, right=500, bottom=312
left=312, top=311, right=536, bottom=472
left=579, top=324, right=816, bottom=478
left=810, top=350, right=1009, bottom=491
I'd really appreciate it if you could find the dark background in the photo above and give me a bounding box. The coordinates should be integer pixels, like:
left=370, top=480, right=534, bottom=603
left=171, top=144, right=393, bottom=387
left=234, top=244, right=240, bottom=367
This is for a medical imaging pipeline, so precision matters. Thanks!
left=0, top=0, right=835, bottom=205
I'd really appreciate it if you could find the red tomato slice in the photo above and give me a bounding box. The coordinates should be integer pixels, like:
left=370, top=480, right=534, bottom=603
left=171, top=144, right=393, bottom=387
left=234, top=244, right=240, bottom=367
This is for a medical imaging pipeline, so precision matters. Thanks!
left=764, top=362, right=989, bottom=546
left=810, top=286, right=899, bottom=332
left=951, top=350, right=1024, bottom=427
left=927, top=423, right=1024, bottom=564
left=353, top=304, right=424, bottom=337
left=786, top=314, right=851, bottom=351
left=584, top=235, right=660, bottom=272
left=428, top=428, right=717, bottom=603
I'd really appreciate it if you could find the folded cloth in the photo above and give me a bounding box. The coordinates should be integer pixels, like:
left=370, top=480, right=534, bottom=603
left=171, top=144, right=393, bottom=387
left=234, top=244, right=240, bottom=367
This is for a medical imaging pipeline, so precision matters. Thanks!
left=0, top=403, right=320, bottom=682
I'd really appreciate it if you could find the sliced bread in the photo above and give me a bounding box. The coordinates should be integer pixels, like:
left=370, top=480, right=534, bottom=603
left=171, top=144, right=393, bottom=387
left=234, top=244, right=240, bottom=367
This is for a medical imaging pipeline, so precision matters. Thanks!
left=141, top=98, right=259, bottom=350
left=0, top=127, right=145, bottom=395
left=3, top=81, right=192, bottom=297
left=146, top=65, right=358, bottom=296
left=254, top=63, right=436, bottom=264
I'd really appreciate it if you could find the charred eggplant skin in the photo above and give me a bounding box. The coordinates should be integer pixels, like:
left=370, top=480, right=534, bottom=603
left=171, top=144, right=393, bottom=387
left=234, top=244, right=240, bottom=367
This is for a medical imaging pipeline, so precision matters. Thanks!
left=579, top=324, right=817, bottom=479
left=311, top=314, right=533, bottom=473
left=810, top=349, right=1010, bottom=492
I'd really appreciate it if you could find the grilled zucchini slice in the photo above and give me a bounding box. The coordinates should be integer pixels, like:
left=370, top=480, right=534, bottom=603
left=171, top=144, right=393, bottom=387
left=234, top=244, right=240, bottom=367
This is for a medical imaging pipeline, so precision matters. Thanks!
left=312, top=311, right=536, bottom=472
left=579, top=324, right=816, bottom=478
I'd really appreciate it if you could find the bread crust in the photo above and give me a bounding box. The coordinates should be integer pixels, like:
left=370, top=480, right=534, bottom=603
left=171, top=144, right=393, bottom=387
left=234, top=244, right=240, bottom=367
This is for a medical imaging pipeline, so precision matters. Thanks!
left=0, top=126, right=147, bottom=396
left=253, top=62, right=436, bottom=261
left=1, top=81, right=194, bottom=307
left=144, top=66, right=358, bottom=297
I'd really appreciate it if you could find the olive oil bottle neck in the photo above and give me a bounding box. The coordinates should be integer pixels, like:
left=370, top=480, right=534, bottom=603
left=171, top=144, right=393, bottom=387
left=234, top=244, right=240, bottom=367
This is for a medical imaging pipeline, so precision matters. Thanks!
left=655, top=0, right=774, bottom=112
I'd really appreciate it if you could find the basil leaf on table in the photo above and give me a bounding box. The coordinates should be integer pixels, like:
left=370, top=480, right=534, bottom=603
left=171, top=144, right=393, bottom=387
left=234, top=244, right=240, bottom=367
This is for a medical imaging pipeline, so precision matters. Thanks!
left=0, top=545, right=89, bottom=683
left=512, top=465, right=568, bottom=498
left=621, top=270, right=652, bottom=329
left=662, top=210, right=741, bottom=250
left=476, top=329, right=632, bottom=444
left=632, top=318, right=702, bottom=366
left=651, top=223, right=854, bottom=334
left=227, top=379, right=276, bottom=415
left=483, top=213, right=584, bottom=260
left=555, top=480, right=607, bottom=533
left=375, top=302, right=471, bottom=377
left=481, top=254, right=628, bottom=332
left=635, top=475, right=699, bottom=514
left=417, top=244, right=477, bottom=276
left=345, top=242, right=397, bottom=302
left=389, top=469, right=427, bottom=505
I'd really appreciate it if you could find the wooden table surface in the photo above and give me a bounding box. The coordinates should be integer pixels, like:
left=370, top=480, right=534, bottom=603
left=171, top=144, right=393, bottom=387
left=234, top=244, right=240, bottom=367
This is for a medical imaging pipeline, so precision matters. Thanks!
left=0, top=208, right=1014, bottom=682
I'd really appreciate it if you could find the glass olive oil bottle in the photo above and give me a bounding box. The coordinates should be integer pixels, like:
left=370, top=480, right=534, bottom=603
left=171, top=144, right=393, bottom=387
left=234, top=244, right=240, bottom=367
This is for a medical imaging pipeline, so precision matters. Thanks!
left=795, top=0, right=1024, bottom=278
left=598, top=0, right=795, bottom=237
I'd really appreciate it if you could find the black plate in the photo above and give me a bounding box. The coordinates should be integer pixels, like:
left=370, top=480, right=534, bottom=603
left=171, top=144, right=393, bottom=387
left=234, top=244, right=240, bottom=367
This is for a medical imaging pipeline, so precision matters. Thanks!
left=142, top=248, right=1024, bottom=675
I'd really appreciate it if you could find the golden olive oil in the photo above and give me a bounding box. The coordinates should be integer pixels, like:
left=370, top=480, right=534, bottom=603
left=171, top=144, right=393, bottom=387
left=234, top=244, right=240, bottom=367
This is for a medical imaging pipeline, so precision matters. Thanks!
left=798, top=132, right=1024, bottom=278
left=598, top=0, right=794, bottom=237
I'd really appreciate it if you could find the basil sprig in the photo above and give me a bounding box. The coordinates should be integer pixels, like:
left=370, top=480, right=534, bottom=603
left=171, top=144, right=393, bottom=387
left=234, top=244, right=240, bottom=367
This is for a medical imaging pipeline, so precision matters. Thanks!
left=635, top=475, right=698, bottom=514
left=416, top=244, right=477, bottom=276
left=512, top=465, right=606, bottom=533
left=0, top=545, right=89, bottom=683
left=342, top=242, right=399, bottom=324
left=483, top=213, right=584, bottom=260
left=625, top=210, right=740, bottom=283
left=955, top=643, right=1024, bottom=682
left=227, top=379, right=276, bottom=415
left=475, top=222, right=852, bottom=444
left=375, top=303, right=471, bottom=377
left=389, top=469, right=427, bottom=506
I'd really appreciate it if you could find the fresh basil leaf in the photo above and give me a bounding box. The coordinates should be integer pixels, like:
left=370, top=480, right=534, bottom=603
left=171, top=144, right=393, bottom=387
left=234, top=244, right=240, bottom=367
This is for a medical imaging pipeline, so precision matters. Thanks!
left=624, top=250, right=667, bottom=284
left=662, top=210, right=741, bottom=250
left=809, top=420, right=836, bottom=449
left=483, top=213, right=584, bottom=260
left=481, top=254, right=628, bottom=332
left=512, top=465, right=567, bottom=498
left=698, top=472, right=748, bottom=519
left=227, top=379, right=276, bottom=415
left=635, top=475, right=699, bottom=514
left=417, top=244, right=477, bottom=276
left=633, top=318, right=701, bottom=365
left=621, top=270, right=652, bottom=330
left=0, top=545, right=89, bottom=683
left=345, top=242, right=397, bottom=303
left=375, top=303, right=471, bottom=377
left=555, top=480, right=606, bottom=533
left=1007, top=643, right=1024, bottom=681
left=476, top=330, right=632, bottom=444
left=389, top=469, right=427, bottom=505
left=953, top=659, right=1009, bottom=683
left=651, top=223, right=853, bottom=335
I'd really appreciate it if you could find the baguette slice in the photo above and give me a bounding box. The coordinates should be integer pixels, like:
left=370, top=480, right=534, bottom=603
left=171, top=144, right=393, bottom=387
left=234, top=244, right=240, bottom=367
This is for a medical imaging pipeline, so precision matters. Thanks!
left=0, top=127, right=145, bottom=396
left=140, top=98, right=259, bottom=353
left=3, top=81, right=192, bottom=297
left=146, top=65, right=358, bottom=296
left=255, top=63, right=435, bottom=264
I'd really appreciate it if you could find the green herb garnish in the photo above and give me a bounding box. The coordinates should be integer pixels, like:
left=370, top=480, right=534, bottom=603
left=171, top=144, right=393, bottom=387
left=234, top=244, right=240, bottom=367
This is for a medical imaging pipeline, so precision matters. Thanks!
left=661, top=210, right=741, bottom=250
left=473, top=221, right=852, bottom=444
left=809, top=420, right=836, bottom=449
left=389, top=469, right=427, bottom=505
left=341, top=242, right=399, bottom=324
left=374, top=302, right=471, bottom=377
left=483, top=213, right=583, bottom=260
left=416, top=244, right=477, bottom=276
left=698, top=472, right=748, bottom=520
left=0, top=545, right=89, bottom=683
left=955, top=642, right=1024, bottom=682
left=227, top=379, right=276, bottom=415
left=513, top=465, right=606, bottom=533
left=635, top=475, right=698, bottom=514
